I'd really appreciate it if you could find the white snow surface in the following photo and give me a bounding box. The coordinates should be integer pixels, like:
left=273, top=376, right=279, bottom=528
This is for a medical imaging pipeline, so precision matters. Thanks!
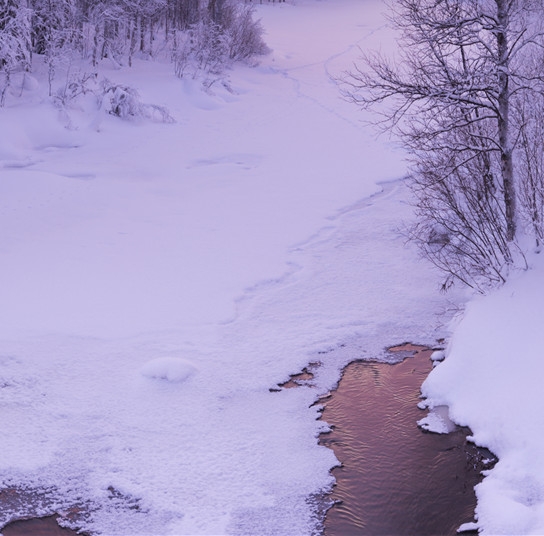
left=140, top=357, right=197, bottom=382
left=421, top=252, right=544, bottom=535
left=0, top=1, right=470, bottom=534
left=417, top=405, right=458, bottom=434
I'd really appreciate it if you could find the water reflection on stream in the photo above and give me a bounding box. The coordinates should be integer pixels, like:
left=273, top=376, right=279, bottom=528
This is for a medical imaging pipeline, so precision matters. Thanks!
left=319, top=345, right=487, bottom=536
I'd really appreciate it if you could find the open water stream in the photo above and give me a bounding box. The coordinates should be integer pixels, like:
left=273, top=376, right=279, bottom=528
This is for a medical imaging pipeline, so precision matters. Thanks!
left=319, top=345, right=492, bottom=536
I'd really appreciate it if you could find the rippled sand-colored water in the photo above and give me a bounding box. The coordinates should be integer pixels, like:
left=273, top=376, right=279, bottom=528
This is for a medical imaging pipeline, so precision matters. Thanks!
left=320, top=346, right=485, bottom=536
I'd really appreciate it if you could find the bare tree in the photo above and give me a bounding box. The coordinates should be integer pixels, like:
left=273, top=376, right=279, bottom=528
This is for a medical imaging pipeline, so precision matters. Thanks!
left=0, top=0, right=31, bottom=104
left=342, top=0, right=544, bottom=290
left=516, top=90, right=544, bottom=249
left=408, top=113, right=521, bottom=291
left=222, top=1, right=268, bottom=61
left=30, top=0, right=79, bottom=94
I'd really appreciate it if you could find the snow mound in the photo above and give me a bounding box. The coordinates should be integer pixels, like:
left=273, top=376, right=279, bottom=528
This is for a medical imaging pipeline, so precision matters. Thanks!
left=430, top=350, right=445, bottom=362
left=140, top=357, right=197, bottom=382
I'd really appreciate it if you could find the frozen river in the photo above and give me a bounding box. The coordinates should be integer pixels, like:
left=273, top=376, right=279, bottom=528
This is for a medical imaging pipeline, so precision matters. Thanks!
left=0, top=1, right=463, bottom=534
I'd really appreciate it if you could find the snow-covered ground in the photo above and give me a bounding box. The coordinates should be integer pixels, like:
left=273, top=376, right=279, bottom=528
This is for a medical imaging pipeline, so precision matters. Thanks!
left=420, top=253, right=544, bottom=535
left=3, top=0, right=540, bottom=534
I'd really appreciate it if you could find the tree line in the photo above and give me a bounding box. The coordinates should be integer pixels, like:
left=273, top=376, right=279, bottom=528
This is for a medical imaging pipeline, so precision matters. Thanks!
left=344, top=0, right=544, bottom=292
left=0, top=0, right=268, bottom=101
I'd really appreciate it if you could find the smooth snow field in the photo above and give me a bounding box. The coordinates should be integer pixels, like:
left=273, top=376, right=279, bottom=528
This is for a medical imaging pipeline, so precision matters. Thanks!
left=0, top=1, right=469, bottom=534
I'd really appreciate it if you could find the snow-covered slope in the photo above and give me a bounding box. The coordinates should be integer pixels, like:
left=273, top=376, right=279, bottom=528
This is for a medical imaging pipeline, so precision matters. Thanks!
left=0, top=1, right=468, bottom=534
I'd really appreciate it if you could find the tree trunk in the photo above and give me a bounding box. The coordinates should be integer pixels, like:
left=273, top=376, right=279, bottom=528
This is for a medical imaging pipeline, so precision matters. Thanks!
left=496, top=0, right=517, bottom=242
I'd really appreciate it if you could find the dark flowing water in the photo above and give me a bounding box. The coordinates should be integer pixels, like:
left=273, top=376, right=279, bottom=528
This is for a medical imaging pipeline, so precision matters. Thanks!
left=1, top=515, right=81, bottom=536
left=319, top=345, right=491, bottom=536
left=0, top=486, right=80, bottom=535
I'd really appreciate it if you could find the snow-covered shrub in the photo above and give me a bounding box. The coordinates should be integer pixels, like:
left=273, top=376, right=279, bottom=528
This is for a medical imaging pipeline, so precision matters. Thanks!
left=0, top=0, right=31, bottom=105
left=173, top=2, right=268, bottom=81
left=173, top=19, right=227, bottom=80
left=172, top=29, right=191, bottom=78
left=102, top=80, right=140, bottom=117
left=43, top=31, right=77, bottom=96
left=0, top=1, right=31, bottom=69
left=407, top=134, right=523, bottom=292
left=86, top=2, right=131, bottom=67
left=222, top=3, right=269, bottom=62
left=53, top=70, right=98, bottom=108
left=30, top=0, right=81, bottom=95
left=516, top=90, right=544, bottom=251
left=100, top=78, right=174, bottom=123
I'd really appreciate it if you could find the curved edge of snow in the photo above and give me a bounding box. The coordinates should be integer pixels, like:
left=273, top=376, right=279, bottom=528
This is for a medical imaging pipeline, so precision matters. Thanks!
left=457, top=521, right=479, bottom=533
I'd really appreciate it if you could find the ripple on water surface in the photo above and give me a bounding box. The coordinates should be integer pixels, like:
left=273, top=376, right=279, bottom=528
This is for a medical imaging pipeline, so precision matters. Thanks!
left=319, top=345, right=493, bottom=536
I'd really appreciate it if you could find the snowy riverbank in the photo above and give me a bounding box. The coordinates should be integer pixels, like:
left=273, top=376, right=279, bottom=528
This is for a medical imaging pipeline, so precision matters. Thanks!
left=420, top=252, right=544, bottom=535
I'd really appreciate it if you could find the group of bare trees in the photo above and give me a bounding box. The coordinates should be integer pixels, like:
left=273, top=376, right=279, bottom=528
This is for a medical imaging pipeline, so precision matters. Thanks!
left=172, top=0, right=268, bottom=82
left=0, top=0, right=267, bottom=101
left=0, top=0, right=31, bottom=101
left=344, top=0, right=544, bottom=292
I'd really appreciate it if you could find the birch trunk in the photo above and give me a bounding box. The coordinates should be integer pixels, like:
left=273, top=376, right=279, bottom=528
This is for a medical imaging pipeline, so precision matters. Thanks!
left=496, top=0, right=517, bottom=241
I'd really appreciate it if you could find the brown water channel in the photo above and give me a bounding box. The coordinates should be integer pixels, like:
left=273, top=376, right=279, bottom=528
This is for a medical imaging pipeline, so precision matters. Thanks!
left=0, top=487, right=85, bottom=536
left=319, top=345, right=492, bottom=536
left=1, top=515, right=82, bottom=536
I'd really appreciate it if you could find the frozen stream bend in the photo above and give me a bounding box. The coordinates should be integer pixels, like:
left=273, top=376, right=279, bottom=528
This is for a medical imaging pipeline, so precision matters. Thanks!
left=0, top=1, right=465, bottom=534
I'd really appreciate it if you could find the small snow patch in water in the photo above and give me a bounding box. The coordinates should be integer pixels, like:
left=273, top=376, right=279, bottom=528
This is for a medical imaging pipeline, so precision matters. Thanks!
left=457, top=521, right=479, bottom=533
left=418, top=405, right=458, bottom=434
left=140, top=357, right=196, bottom=382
